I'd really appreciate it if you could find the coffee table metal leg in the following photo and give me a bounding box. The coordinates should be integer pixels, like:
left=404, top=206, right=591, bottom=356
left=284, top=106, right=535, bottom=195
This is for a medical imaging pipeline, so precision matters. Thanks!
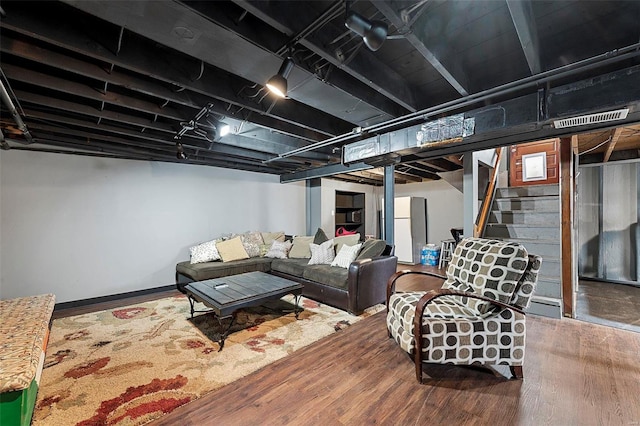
left=188, top=295, right=196, bottom=319
left=216, top=312, right=237, bottom=352
left=294, top=294, right=302, bottom=320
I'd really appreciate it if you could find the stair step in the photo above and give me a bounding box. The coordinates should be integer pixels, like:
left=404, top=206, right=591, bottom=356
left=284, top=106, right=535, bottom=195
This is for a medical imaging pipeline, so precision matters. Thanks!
left=496, top=185, right=559, bottom=198
left=536, top=277, right=562, bottom=299
left=494, top=238, right=561, bottom=258
left=484, top=223, right=560, bottom=240
left=489, top=211, right=560, bottom=226
left=527, top=296, right=563, bottom=318
left=539, top=257, right=561, bottom=277
left=492, top=197, right=559, bottom=212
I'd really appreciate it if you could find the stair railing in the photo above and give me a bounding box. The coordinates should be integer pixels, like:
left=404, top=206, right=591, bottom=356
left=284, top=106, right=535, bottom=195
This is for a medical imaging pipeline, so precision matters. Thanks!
left=474, top=147, right=504, bottom=237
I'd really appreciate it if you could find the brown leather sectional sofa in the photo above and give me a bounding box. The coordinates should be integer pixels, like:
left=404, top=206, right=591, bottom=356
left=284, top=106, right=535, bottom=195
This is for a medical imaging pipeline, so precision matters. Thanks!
left=176, top=239, right=397, bottom=315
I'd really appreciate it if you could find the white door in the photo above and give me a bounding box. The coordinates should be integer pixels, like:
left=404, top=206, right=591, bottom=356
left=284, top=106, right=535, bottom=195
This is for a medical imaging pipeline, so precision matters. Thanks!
left=394, top=217, right=413, bottom=263
left=394, top=197, right=411, bottom=218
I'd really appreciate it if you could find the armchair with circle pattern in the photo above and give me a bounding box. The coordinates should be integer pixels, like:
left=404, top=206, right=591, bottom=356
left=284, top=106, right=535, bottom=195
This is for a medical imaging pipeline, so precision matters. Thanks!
left=386, top=237, right=542, bottom=383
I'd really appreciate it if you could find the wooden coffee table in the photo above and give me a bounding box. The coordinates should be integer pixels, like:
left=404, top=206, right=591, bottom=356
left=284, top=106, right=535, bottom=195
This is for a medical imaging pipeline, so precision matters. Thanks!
left=184, top=271, right=303, bottom=350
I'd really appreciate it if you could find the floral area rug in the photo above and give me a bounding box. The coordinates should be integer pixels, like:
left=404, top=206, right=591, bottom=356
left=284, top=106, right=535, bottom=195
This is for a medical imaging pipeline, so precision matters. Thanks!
left=33, top=294, right=382, bottom=425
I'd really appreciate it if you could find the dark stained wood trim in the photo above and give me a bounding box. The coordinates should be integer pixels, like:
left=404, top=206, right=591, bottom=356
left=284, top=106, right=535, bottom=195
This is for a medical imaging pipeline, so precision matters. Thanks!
left=603, top=127, right=623, bottom=162
left=560, top=136, right=575, bottom=317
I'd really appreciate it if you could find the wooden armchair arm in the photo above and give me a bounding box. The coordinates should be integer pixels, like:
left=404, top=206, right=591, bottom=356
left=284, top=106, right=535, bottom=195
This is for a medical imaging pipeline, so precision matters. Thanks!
left=386, top=270, right=447, bottom=313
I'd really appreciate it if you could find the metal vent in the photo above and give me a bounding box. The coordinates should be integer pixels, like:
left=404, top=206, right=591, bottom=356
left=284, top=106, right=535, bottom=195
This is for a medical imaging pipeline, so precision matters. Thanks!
left=553, top=108, right=629, bottom=129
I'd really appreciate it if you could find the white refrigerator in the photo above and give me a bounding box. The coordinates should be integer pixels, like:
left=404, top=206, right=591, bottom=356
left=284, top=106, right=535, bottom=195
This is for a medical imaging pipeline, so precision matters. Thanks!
left=383, top=197, right=427, bottom=264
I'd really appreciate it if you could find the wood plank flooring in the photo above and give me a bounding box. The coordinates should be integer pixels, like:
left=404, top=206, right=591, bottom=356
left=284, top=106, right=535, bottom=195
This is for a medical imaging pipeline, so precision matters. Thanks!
left=576, top=279, right=640, bottom=333
left=50, top=265, right=640, bottom=425
left=153, top=306, right=640, bottom=425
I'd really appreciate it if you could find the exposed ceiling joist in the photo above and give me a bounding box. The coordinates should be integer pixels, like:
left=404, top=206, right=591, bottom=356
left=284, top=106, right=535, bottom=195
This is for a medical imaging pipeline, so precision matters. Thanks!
left=2, top=0, right=640, bottom=181
left=374, top=1, right=469, bottom=96
left=604, top=127, right=623, bottom=162
left=506, top=0, right=541, bottom=75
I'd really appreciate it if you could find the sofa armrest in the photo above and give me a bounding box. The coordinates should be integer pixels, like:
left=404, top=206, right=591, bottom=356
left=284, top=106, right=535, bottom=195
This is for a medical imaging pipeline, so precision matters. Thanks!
left=347, top=255, right=398, bottom=315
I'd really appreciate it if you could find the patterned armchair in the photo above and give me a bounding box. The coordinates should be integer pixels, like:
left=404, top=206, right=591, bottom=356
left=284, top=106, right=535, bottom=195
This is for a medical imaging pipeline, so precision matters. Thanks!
left=386, top=237, right=541, bottom=383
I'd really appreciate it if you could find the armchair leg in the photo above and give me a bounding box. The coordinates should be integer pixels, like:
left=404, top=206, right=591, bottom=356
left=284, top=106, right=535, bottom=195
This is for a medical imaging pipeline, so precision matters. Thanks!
left=510, top=365, right=523, bottom=379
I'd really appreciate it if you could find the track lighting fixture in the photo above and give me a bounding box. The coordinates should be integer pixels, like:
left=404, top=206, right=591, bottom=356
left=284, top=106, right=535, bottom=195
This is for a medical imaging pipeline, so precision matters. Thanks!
left=176, top=142, right=187, bottom=160
left=345, top=10, right=388, bottom=51
left=266, top=57, right=294, bottom=98
left=174, top=103, right=231, bottom=144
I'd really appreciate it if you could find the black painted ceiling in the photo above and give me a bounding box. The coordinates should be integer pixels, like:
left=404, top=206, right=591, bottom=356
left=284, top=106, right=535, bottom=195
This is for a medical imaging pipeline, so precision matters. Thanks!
left=1, top=1, right=639, bottom=185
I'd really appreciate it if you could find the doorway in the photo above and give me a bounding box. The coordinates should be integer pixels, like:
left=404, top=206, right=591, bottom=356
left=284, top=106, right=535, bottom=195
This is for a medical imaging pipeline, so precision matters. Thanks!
left=575, top=160, right=640, bottom=332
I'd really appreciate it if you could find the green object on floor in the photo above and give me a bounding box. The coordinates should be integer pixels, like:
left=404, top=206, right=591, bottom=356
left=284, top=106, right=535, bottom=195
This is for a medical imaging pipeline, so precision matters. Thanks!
left=0, top=379, right=39, bottom=426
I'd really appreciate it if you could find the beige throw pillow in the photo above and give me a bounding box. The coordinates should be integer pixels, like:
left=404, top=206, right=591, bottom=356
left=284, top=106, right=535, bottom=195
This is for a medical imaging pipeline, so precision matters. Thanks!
left=334, top=234, right=360, bottom=254
left=216, top=236, right=250, bottom=262
left=261, top=231, right=285, bottom=245
left=288, top=236, right=314, bottom=258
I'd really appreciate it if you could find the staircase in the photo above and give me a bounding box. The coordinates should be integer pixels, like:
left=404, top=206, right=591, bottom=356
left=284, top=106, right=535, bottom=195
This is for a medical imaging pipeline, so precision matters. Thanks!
left=483, top=184, right=563, bottom=318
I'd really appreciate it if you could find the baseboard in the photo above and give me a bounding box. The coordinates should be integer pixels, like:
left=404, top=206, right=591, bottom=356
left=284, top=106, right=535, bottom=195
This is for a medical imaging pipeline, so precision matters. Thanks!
left=579, top=276, right=640, bottom=288
left=54, top=284, right=177, bottom=311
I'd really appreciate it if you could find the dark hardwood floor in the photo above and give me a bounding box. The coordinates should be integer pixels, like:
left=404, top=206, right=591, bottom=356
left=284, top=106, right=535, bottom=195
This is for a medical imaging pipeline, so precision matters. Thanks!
left=50, top=265, right=640, bottom=425
left=576, top=279, right=640, bottom=333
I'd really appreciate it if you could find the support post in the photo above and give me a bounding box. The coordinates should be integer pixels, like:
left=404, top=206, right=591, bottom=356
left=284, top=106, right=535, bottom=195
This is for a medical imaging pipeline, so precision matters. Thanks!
left=305, top=178, right=322, bottom=235
left=463, top=152, right=479, bottom=238
left=560, top=136, right=576, bottom=318
left=383, top=165, right=395, bottom=245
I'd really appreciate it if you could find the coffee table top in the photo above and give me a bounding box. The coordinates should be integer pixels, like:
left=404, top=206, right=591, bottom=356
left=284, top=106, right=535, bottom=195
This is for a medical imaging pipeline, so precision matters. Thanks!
left=184, top=271, right=303, bottom=317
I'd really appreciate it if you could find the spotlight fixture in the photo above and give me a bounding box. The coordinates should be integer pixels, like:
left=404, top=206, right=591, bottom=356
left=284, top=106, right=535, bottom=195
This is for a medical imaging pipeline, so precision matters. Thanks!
left=176, top=142, right=187, bottom=160
left=345, top=10, right=388, bottom=51
left=218, top=122, right=230, bottom=137
left=266, top=57, right=294, bottom=98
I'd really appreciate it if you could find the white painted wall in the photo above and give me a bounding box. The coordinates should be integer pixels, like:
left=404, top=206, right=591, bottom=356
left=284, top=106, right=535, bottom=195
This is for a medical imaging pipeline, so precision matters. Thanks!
left=0, top=151, right=305, bottom=303
left=393, top=180, right=464, bottom=244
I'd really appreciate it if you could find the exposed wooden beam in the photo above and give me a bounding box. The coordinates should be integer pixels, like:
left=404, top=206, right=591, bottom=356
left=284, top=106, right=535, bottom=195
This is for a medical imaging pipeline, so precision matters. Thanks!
left=572, top=135, right=580, bottom=155
left=445, top=154, right=464, bottom=167
left=603, top=127, right=623, bottom=162
left=389, top=169, right=423, bottom=183
left=398, top=163, right=441, bottom=180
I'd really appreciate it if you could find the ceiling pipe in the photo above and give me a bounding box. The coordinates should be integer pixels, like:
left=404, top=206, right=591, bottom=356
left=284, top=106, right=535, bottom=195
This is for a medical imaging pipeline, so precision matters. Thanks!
left=267, top=41, right=640, bottom=163
left=0, top=78, right=33, bottom=143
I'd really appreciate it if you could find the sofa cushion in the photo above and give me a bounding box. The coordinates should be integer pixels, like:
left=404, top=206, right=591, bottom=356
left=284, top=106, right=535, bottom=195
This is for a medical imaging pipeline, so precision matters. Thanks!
left=302, top=265, right=349, bottom=290
left=216, top=236, right=250, bottom=262
left=308, top=239, right=335, bottom=265
left=331, top=243, right=362, bottom=269
left=176, top=257, right=272, bottom=282
left=189, top=239, right=221, bottom=264
left=334, top=234, right=360, bottom=254
left=355, top=239, right=386, bottom=260
left=289, top=236, right=314, bottom=258
left=270, top=258, right=309, bottom=276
